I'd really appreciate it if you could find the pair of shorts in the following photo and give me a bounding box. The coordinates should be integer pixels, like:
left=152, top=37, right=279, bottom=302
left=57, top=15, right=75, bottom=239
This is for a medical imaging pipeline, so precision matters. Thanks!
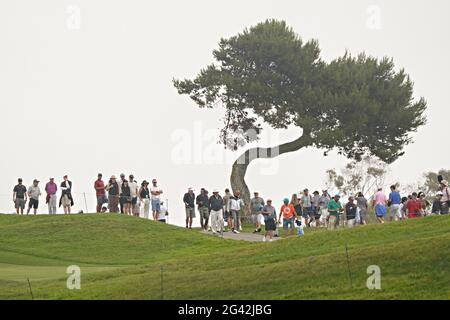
left=199, top=206, right=209, bottom=219
left=389, top=204, right=400, bottom=217
left=185, top=207, right=196, bottom=219
left=252, top=212, right=261, bottom=223
left=283, top=217, right=295, bottom=229
left=265, top=219, right=276, bottom=231
left=29, top=198, right=39, bottom=209
left=302, top=207, right=313, bottom=219
left=311, top=206, right=321, bottom=220
left=131, top=197, right=138, bottom=205
left=61, top=195, right=72, bottom=208
left=223, top=210, right=231, bottom=220
left=151, top=199, right=161, bottom=212
left=15, top=198, right=26, bottom=209
left=97, top=195, right=108, bottom=207
left=375, top=204, right=387, bottom=217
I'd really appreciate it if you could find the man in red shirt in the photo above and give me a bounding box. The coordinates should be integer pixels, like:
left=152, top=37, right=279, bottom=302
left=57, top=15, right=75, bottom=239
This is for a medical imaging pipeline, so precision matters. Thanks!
left=94, top=173, right=107, bottom=213
left=406, top=192, right=422, bottom=219
left=278, top=198, right=296, bottom=237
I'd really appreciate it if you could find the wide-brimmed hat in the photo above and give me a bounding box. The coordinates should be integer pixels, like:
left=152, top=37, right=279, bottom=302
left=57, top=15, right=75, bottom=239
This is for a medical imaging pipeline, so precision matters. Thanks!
left=110, top=175, right=117, bottom=179
left=441, top=180, right=448, bottom=186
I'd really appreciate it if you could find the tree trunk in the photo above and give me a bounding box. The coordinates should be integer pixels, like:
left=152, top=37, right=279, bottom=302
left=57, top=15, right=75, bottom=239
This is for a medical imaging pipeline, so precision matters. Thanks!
left=230, top=131, right=312, bottom=215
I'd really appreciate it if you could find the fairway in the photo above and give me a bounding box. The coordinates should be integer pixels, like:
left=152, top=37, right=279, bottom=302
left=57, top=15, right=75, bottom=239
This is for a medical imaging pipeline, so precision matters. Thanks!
left=0, top=214, right=449, bottom=300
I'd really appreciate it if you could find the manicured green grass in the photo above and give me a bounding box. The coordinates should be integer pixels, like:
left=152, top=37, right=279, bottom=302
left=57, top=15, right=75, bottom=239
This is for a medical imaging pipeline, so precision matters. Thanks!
left=0, top=213, right=448, bottom=300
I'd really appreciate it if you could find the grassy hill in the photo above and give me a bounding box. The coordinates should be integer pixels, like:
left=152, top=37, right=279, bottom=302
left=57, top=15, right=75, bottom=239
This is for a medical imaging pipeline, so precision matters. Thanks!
left=0, top=214, right=448, bottom=300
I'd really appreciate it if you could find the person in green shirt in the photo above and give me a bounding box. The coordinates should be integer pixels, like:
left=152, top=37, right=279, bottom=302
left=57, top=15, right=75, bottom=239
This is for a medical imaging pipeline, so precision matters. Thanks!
left=327, top=195, right=344, bottom=230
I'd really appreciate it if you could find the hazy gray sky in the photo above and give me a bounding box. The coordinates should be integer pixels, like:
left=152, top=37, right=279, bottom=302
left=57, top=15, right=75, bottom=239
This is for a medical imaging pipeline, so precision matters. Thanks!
left=1, top=0, right=449, bottom=226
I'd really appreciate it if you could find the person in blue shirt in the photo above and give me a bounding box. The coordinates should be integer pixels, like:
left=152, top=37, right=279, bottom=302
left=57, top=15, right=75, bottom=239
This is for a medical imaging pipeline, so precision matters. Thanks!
left=388, top=185, right=402, bottom=221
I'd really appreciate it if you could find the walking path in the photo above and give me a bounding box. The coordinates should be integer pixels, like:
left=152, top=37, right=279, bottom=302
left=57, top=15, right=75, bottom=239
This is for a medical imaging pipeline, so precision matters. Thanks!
left=203, top=230, right=281, bottom=242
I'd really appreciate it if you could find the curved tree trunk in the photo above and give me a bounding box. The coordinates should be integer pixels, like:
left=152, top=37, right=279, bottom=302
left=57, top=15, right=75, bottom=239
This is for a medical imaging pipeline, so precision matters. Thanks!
left=230, top=131, right=312, bottom=215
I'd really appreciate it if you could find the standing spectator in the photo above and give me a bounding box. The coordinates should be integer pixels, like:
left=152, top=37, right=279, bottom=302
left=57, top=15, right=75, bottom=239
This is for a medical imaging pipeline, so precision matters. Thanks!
left=373, top=188, right=387, bottom=224
left=196, top=188, right=210, bottom=232
left=45, top=178, right=58, bottom=214
left=121, top=180, right=132, bottom=215
left=278, top=198, right=296, bottom=237
left=209, top=189, right=224, bottom=235
left=418, top=192, right=430, bottom=216
left=223, top=189, right=232, bottom=231
left=128, top=175, right=139, bottom=216
left=27, top=179, right=42, bottom=215
left=356, top=192, right=368, bottom=225
left=158, top=201, right=169, bottom=223
left=13, top=178, right=27, bottom=215
left=238, top=195, right=245, bottom=232
left=106, top=175, right=120, bottom=213
left=290, top=194, right=302, bottom=218
left=94, top=174, right=107, bottom=213
left=345, top=196, right=357, bottom=228
left=139, top=180, right=151, bottom=219
left=60, top=175, right=73, bottom=215
left=262, top=199, right=277, bottom=242
left=229, top=190, right=242, bottom=234
left=399, top=197, right=408, bottom=220
left=183, top=188, right=196, bottom=229
left=250, top=192, right=265, bottom=234
left=118, top=174, right=126, bottom=214
left=388, top=185, right=402, bottom=222
left=440, top=180, right=450, bottom=214
left=318, top=190, right=331, bottom=227
left=405, top=192, right=422, bottom=218
left=300, top=189, right=313, bottom=226
left=311, top=191, right=321, bottom=227
left=327, top=195, right=343, bottom=230
left=431, top=192, right=443, bottom=215
left=150, top=179, right=163, bottom=221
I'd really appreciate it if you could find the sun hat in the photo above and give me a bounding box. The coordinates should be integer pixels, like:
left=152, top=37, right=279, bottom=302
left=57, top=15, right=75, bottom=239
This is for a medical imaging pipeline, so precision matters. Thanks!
left=441, top=180, right=448, bottom=186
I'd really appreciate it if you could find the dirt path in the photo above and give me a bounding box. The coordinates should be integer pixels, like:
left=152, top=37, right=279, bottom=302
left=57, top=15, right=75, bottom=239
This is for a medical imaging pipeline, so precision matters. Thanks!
left=203, top=230, right=281, bottom=242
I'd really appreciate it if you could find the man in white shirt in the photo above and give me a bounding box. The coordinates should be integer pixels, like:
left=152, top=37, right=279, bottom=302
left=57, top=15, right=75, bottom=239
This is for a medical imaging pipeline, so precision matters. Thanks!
left=27, top=179, right=42, bottom=215
left=128, top=175, right=139, bottom=217
left=151, top=179, right=163, bottom=221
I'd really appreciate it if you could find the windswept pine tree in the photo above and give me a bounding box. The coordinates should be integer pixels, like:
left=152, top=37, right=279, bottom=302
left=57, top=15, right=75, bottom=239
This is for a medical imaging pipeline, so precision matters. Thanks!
left=174, top=20, right=427, bottom=206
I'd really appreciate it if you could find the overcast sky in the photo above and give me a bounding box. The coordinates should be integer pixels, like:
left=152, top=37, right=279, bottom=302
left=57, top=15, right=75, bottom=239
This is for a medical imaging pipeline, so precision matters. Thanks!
left=0, top=0, right=449, bottom=226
